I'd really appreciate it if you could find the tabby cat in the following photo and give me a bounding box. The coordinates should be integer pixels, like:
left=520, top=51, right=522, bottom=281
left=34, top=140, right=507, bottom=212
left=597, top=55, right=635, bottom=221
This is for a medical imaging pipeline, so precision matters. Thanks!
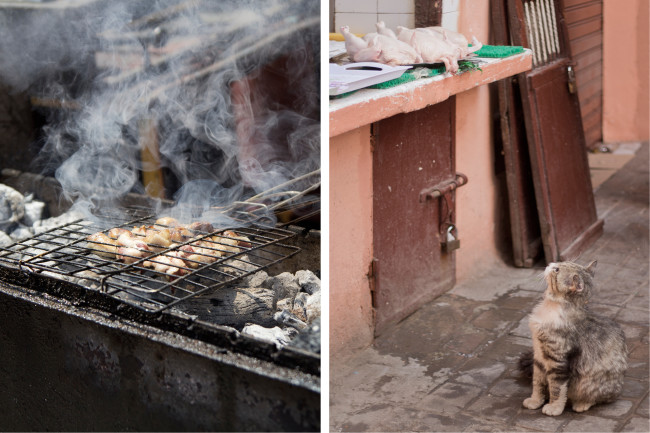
left=519, top=260, right=628, bottom=416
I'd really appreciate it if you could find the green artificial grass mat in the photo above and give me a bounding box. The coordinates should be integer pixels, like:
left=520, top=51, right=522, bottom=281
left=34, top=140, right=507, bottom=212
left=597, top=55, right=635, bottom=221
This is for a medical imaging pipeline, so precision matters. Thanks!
left=473, top=44, right=525, bottom=58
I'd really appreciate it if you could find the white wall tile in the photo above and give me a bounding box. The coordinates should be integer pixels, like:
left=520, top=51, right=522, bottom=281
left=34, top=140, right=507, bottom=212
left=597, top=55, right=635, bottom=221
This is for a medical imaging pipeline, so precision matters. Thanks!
left=335, top=0, right=377, bottom=14
left=441, top=11, right=459, bottom=32
left=378, top=0, right=414, bottom=14
left=335, top=12, right=379, bottom=34
left=442, top=0, right=460, bottom=13
left=378, top=13, right=414, bottom=31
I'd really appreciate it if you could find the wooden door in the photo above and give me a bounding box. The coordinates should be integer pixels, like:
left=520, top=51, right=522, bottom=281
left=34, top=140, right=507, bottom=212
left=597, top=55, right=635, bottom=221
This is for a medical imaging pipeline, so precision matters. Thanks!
left=492, top=0, right=543, bottom=267
left=372, top=98, right=456, bottom=335
left=507, top=0, right=603, bottom=262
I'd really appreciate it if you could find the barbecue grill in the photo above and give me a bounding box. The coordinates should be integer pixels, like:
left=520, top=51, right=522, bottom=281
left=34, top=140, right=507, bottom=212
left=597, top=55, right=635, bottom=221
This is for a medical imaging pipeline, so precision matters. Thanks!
left=0, top=196, right=320, bottom=431
left=0, top=207, right=300, bottom=313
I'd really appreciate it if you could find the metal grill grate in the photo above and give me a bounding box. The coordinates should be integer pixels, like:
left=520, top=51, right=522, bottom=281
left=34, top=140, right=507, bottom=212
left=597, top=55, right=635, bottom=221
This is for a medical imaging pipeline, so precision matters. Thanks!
left=0, top=207, right=300, bottom=313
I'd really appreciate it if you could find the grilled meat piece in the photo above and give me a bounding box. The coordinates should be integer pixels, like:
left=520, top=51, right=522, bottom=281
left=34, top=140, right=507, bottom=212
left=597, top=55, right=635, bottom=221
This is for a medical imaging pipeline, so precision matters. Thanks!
left=86, top=221, right=251, bottom=276
left=143, top=251, right=188, bottom=278
left=86, top=232, right=118, bottom=259
left=116, top=231, right=153, bottom=264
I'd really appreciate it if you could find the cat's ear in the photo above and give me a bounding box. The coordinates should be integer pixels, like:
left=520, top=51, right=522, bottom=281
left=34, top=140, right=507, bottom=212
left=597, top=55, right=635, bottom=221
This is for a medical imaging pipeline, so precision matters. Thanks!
left=586, top=260, right=597, bottom=276
left=572, top=275, right=584, bottom=292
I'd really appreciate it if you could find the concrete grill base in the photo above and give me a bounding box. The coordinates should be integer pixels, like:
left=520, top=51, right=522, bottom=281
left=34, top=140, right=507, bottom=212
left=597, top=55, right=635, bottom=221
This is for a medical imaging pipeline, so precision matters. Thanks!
left=0, top=279, right=319, bottom=431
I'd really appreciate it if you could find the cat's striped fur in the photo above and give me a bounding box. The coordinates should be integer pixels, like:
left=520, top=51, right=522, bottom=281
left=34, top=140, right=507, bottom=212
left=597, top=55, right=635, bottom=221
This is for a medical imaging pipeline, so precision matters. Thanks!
left=519, top=261, right=628, bottom=416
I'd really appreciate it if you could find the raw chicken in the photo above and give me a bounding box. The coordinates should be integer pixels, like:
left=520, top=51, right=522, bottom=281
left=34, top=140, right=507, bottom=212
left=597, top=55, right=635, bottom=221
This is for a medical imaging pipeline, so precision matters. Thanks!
left=376, top=21, right=397, bottom=39
left=419, top=27, right=483, bottom=58
left=354, top=33, right=422, bottom=65
left=340, top=26, right=368, bottom=59
left=396, top=26, right=461, bottom=72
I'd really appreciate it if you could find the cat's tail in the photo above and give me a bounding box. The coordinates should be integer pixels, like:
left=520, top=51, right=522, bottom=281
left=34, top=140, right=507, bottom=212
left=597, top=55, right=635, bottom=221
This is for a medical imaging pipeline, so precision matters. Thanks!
left=517, top=349, right=534, bottom=382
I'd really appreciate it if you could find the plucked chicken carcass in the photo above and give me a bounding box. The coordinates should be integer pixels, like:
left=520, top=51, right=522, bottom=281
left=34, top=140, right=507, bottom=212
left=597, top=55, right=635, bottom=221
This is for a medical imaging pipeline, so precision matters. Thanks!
left=375, top=21, right=397, bottom=39
left=418, top=26, right=483, bottom=58
left=340, top=26, right=368, bottom=59
left=356, top=33, right=422, bottom=65
left=396, top=26, right=462, bottom=72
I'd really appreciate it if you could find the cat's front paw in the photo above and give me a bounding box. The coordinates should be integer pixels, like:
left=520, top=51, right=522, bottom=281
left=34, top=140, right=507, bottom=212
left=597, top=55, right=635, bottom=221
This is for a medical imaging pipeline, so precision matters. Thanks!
left=572, top=401, right=594, bottom=413
left=523, top=397, right=545, bottom=410
left=542, top=402, right=565, bottom=416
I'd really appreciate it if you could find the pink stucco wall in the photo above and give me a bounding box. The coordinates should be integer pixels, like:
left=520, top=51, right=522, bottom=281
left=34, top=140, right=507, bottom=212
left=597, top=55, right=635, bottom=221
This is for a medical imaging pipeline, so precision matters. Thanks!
left=329, top=126, right=375, bottom=355
left=454, top=0, right=503, bottom=281
left=603, top=0, right=649, bottom=142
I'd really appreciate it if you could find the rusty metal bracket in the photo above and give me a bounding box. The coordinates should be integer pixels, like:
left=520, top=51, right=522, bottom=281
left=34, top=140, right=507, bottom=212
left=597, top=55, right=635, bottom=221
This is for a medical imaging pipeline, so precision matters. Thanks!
left=419, top=173, right=468, bottom=202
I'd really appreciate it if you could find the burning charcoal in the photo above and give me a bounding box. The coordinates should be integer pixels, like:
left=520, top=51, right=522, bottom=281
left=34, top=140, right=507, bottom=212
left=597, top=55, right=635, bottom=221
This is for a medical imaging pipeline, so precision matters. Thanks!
left=241, top=324, right=299, bottom=348
left=304, top=292, right=321, bottom=323
left=0, top=231, right=12, bottom=247
left=274, top=309, right=308, bottom=331
left=269, top=271, right=300, bottom=301
left=21, top=195, right=46, bottom=227
left=288, top=317, right=320, bottom=354
left=0, top=184, right=25, bottom=232
left=290, top=291, right=320, bottom=324
left=296, top=269, right=320, bottom=295
left=173, top=287, right=277, bottom=328
left=291, top=292, right=309, bottom=322
left=244, top=270, right=269, bottom=288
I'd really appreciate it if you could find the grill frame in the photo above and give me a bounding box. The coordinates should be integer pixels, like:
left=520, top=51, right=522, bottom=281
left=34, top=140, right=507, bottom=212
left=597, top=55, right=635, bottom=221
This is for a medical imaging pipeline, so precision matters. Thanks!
left=0, top=207, right=300, bottom=313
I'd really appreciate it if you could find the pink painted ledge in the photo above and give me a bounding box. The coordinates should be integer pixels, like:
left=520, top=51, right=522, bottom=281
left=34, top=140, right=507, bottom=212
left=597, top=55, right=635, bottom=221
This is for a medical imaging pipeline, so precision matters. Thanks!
left=329, top=49, right=533, bottom=138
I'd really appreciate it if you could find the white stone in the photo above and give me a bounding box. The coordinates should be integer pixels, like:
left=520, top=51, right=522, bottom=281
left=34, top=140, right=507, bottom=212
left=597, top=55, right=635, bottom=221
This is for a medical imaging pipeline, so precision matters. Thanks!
left=0, top=184, right=25, bottom=231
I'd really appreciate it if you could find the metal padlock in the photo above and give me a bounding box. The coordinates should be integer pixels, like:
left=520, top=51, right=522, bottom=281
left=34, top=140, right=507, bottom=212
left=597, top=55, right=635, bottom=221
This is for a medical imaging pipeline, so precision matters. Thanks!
left=442, top=224, right=460, bottom=253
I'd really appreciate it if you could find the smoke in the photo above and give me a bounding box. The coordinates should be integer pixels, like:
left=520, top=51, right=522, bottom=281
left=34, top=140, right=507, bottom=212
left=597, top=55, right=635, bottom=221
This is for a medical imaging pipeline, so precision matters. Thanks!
left=0, top=0, right=320, bottom=227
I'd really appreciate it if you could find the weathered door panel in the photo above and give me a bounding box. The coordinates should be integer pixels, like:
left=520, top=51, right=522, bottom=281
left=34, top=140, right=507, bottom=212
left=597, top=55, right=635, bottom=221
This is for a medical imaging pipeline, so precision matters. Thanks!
left=492, top=0, right=543, bottom=267
left=372, top=98, right=456, bottom=335
left=506, top=0, right=602, bottom=263
left=497, top=77, right=543, bottom=267
left=522, top=61, right=602, bottom=259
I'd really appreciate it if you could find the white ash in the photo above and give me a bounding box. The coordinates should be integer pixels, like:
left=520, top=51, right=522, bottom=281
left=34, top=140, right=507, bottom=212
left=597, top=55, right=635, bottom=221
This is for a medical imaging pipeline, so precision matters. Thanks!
left=32, top=210, right=84, bottom=235
left=9, top=224, right=34, bottom=241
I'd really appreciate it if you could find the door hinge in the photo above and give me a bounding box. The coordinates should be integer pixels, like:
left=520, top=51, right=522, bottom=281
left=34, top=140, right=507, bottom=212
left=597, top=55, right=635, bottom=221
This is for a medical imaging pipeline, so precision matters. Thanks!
left=567, top=65, right=577, bottom=94
left=368, top=258, right=377, bottom=308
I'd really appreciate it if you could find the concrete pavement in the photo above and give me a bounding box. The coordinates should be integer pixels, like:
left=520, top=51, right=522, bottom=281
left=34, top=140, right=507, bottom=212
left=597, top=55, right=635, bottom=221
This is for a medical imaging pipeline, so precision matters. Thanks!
left=330, top=142, right=649, bottom=432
